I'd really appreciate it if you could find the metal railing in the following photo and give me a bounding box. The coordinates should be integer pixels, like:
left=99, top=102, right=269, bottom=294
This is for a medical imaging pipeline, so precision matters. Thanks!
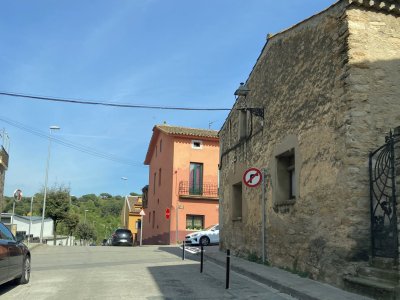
left=178, top=181, right=218, bottom=198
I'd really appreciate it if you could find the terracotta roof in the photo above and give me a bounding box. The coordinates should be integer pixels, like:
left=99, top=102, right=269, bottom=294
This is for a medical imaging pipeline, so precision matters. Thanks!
left=126, top=196, right=142, bottom=213
left=144, top=124, right=219, bottom=165
left=156, top=125, right=219, bottom=138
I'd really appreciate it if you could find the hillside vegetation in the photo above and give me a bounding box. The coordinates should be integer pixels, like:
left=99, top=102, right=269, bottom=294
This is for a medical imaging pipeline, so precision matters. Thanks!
left=1, top=188, right=140, bottom=244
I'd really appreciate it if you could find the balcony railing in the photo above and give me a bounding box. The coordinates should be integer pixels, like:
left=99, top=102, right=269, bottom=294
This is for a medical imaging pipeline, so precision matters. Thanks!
left=178, top=181, right=218, bottom=198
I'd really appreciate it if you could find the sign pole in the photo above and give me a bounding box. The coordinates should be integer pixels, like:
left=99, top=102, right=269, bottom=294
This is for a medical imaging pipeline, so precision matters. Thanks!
left=139, top=209, right=145, bottom=247
left=262, top=169, right=266, bottom=264
left=11, top=200, right=15, bottom=226
left=140, top=215, right=143, bottom=246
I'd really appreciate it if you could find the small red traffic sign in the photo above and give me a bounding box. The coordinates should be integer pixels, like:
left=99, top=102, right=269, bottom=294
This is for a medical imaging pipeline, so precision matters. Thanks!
left=139, top=209, right=146, bottom=216
left=165, top=208, right=170, bottom=220
left=243, top=168, right=262, bottom=188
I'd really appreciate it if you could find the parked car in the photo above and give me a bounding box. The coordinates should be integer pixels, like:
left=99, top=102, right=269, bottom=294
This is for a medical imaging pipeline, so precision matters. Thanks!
left=185, top=224, right=219, bottom=246
left=0, top=222, right=31, bottom=286
left=111, top=228, right=133, bottom=246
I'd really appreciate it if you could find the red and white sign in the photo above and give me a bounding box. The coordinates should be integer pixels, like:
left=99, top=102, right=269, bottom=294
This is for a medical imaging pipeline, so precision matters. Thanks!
left=139, top=209, right=146, bottom=216
left=243, top=168, right=262, bottom=188
left=165, top=208, right=170, bottom=220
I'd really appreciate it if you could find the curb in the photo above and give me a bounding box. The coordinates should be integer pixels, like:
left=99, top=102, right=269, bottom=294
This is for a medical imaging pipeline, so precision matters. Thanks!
left=204, top=253, right=318, bottom=300
left=203, top=252, right=370, bottom=300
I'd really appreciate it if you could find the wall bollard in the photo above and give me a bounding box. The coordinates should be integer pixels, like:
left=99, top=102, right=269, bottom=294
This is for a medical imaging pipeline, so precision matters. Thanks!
left=226, top=249, right=230, bottom=289
left=200, top=244, right=204, bottom=273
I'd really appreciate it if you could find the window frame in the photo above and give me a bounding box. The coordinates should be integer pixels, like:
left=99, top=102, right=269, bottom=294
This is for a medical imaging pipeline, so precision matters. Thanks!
left=191, top=140, right=203, bottom=149
left=186, top=214, right=205, bottom=230
left=272, top=135, right=300, bottom=208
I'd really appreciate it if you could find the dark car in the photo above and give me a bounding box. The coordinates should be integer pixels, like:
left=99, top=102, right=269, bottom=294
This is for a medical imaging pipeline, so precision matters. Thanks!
left=0, top=222, right=31, bottom=286
left=111, top=229, right=133, bottom=246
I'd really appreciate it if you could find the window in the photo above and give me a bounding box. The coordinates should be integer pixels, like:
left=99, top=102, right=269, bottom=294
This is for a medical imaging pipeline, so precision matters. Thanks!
left=189, top=162, right=203, bottom=195
left=152, top=210, right=155, bottom=228
left=153, top=172, right=156, bottom=194
left=186, top=215, right=204, bottom=230
left=276, top=149, right=296, bottom=202
left=159, top=168, right=162, bottom=186
left=155, top=146, right=157, bottom=157
left=192, top=140, right=203, bottom=149
left=149, top=212, right=151, bottom=224
left=0, top=223, right=14, bottom=240
left=272, top=135, right=299, bottom=208
left=232, top=182, right=243, bottom=220
left=160, top=139, right=162, bottom=152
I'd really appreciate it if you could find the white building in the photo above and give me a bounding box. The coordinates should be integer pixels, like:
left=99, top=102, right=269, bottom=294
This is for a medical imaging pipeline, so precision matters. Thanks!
left=0, top=213, right=53, bottom=241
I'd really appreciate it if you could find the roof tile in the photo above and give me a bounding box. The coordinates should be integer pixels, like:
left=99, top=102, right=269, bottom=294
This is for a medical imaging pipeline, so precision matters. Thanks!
left=156, top=125, right=219, bottom=138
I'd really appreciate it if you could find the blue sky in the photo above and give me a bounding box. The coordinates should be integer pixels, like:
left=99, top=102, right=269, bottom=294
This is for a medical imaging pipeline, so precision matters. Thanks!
left=0, top=0, right=334, bottom=197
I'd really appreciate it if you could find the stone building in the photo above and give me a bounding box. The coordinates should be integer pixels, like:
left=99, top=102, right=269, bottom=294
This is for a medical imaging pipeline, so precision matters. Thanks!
left=0, top=130, right=9, bottom=217
left=218, top=0, right=400, bottom=295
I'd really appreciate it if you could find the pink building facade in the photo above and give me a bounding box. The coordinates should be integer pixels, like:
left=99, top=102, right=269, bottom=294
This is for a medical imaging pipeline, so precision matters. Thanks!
left=143, top=125, right=219, bottom=245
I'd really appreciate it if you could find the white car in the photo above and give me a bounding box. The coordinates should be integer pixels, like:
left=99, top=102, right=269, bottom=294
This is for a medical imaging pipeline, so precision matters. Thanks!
left=185, top=224, right=219, bottom=246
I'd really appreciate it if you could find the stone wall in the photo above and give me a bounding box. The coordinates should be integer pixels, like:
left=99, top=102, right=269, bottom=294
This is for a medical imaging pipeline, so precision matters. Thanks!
left=219, top=1, right=400, bottom=287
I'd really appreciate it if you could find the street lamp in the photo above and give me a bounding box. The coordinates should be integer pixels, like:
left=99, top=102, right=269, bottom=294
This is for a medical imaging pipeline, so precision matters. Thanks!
left=39, top=125, right=60, bottom=243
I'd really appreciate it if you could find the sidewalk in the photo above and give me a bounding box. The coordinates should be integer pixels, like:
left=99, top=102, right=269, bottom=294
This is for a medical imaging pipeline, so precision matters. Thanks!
left=203, top=247, right=372, bottom=300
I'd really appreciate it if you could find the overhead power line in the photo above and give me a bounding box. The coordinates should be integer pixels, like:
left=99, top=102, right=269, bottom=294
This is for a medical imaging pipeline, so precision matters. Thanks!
left=0, top=91, right=232, bottom=111
left=0, top=116, right=144, bottom=167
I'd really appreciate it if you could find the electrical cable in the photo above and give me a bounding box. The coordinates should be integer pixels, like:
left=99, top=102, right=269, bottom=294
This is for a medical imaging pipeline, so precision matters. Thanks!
left=0, top=91, right=232, bottom=111
left=0, top=116, right=144, bottom=167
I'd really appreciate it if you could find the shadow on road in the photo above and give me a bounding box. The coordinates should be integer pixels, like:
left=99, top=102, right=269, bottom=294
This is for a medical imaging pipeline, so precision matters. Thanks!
left=0, top=281, right=18, bottom=296
left=147, top=261, right=231, bottom=299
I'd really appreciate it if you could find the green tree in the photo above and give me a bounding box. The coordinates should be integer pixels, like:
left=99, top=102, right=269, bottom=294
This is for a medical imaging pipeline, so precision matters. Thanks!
left=99, top=193, right=112, bottom=199
left=76, top=222, right=96, bottom=245
left=45, top=185, right=70, bottom=245
left=62, top=213, right=79, bottom=245
left=80, top=194, right=97, bottom=202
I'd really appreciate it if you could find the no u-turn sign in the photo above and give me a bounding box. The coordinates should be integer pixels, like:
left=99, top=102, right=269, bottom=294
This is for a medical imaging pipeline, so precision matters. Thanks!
left=243, top=168, right=262, bottom=188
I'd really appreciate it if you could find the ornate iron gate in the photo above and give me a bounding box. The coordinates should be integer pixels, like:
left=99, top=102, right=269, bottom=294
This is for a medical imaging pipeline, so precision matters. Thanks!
left=369, top=131, right=400, bottom=259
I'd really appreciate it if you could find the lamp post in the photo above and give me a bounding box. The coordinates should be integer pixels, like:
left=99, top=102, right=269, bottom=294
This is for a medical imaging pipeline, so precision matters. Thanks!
left=40, top=125, right=60, bottom=244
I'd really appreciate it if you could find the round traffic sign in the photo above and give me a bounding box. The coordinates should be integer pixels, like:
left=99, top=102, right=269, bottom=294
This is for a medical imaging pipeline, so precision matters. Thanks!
left=243, top=168, right=262, bottom=188
left=165, top=208, right=170, bottom=220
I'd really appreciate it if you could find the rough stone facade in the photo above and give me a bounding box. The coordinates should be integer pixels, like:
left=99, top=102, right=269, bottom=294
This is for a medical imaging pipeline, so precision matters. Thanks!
left=219, top=0, right=400, bottom=288
left=0, top=146, right=8, bottom=215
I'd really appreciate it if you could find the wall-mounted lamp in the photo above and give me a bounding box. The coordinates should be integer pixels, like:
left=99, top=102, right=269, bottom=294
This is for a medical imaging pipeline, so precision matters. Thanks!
left=235, top=82, right=264, bottom=120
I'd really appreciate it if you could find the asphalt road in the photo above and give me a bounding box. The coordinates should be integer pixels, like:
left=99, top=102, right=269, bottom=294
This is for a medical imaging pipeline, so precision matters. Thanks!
left=0, top=244, right=297, bottom=300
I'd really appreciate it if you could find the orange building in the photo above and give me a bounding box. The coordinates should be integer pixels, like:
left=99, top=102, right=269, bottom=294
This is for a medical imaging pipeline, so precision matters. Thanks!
left=121, top=196, right=143, bottom=244
left=142, top=125, right=219, bottom=245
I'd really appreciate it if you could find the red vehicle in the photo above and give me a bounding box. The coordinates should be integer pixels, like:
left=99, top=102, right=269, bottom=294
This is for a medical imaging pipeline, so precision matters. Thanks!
left=0, top=222, right=31, bottom=286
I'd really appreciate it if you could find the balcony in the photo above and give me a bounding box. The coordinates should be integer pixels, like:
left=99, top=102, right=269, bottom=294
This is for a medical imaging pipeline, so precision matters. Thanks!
left=178, top=181, right=218, bottom=200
